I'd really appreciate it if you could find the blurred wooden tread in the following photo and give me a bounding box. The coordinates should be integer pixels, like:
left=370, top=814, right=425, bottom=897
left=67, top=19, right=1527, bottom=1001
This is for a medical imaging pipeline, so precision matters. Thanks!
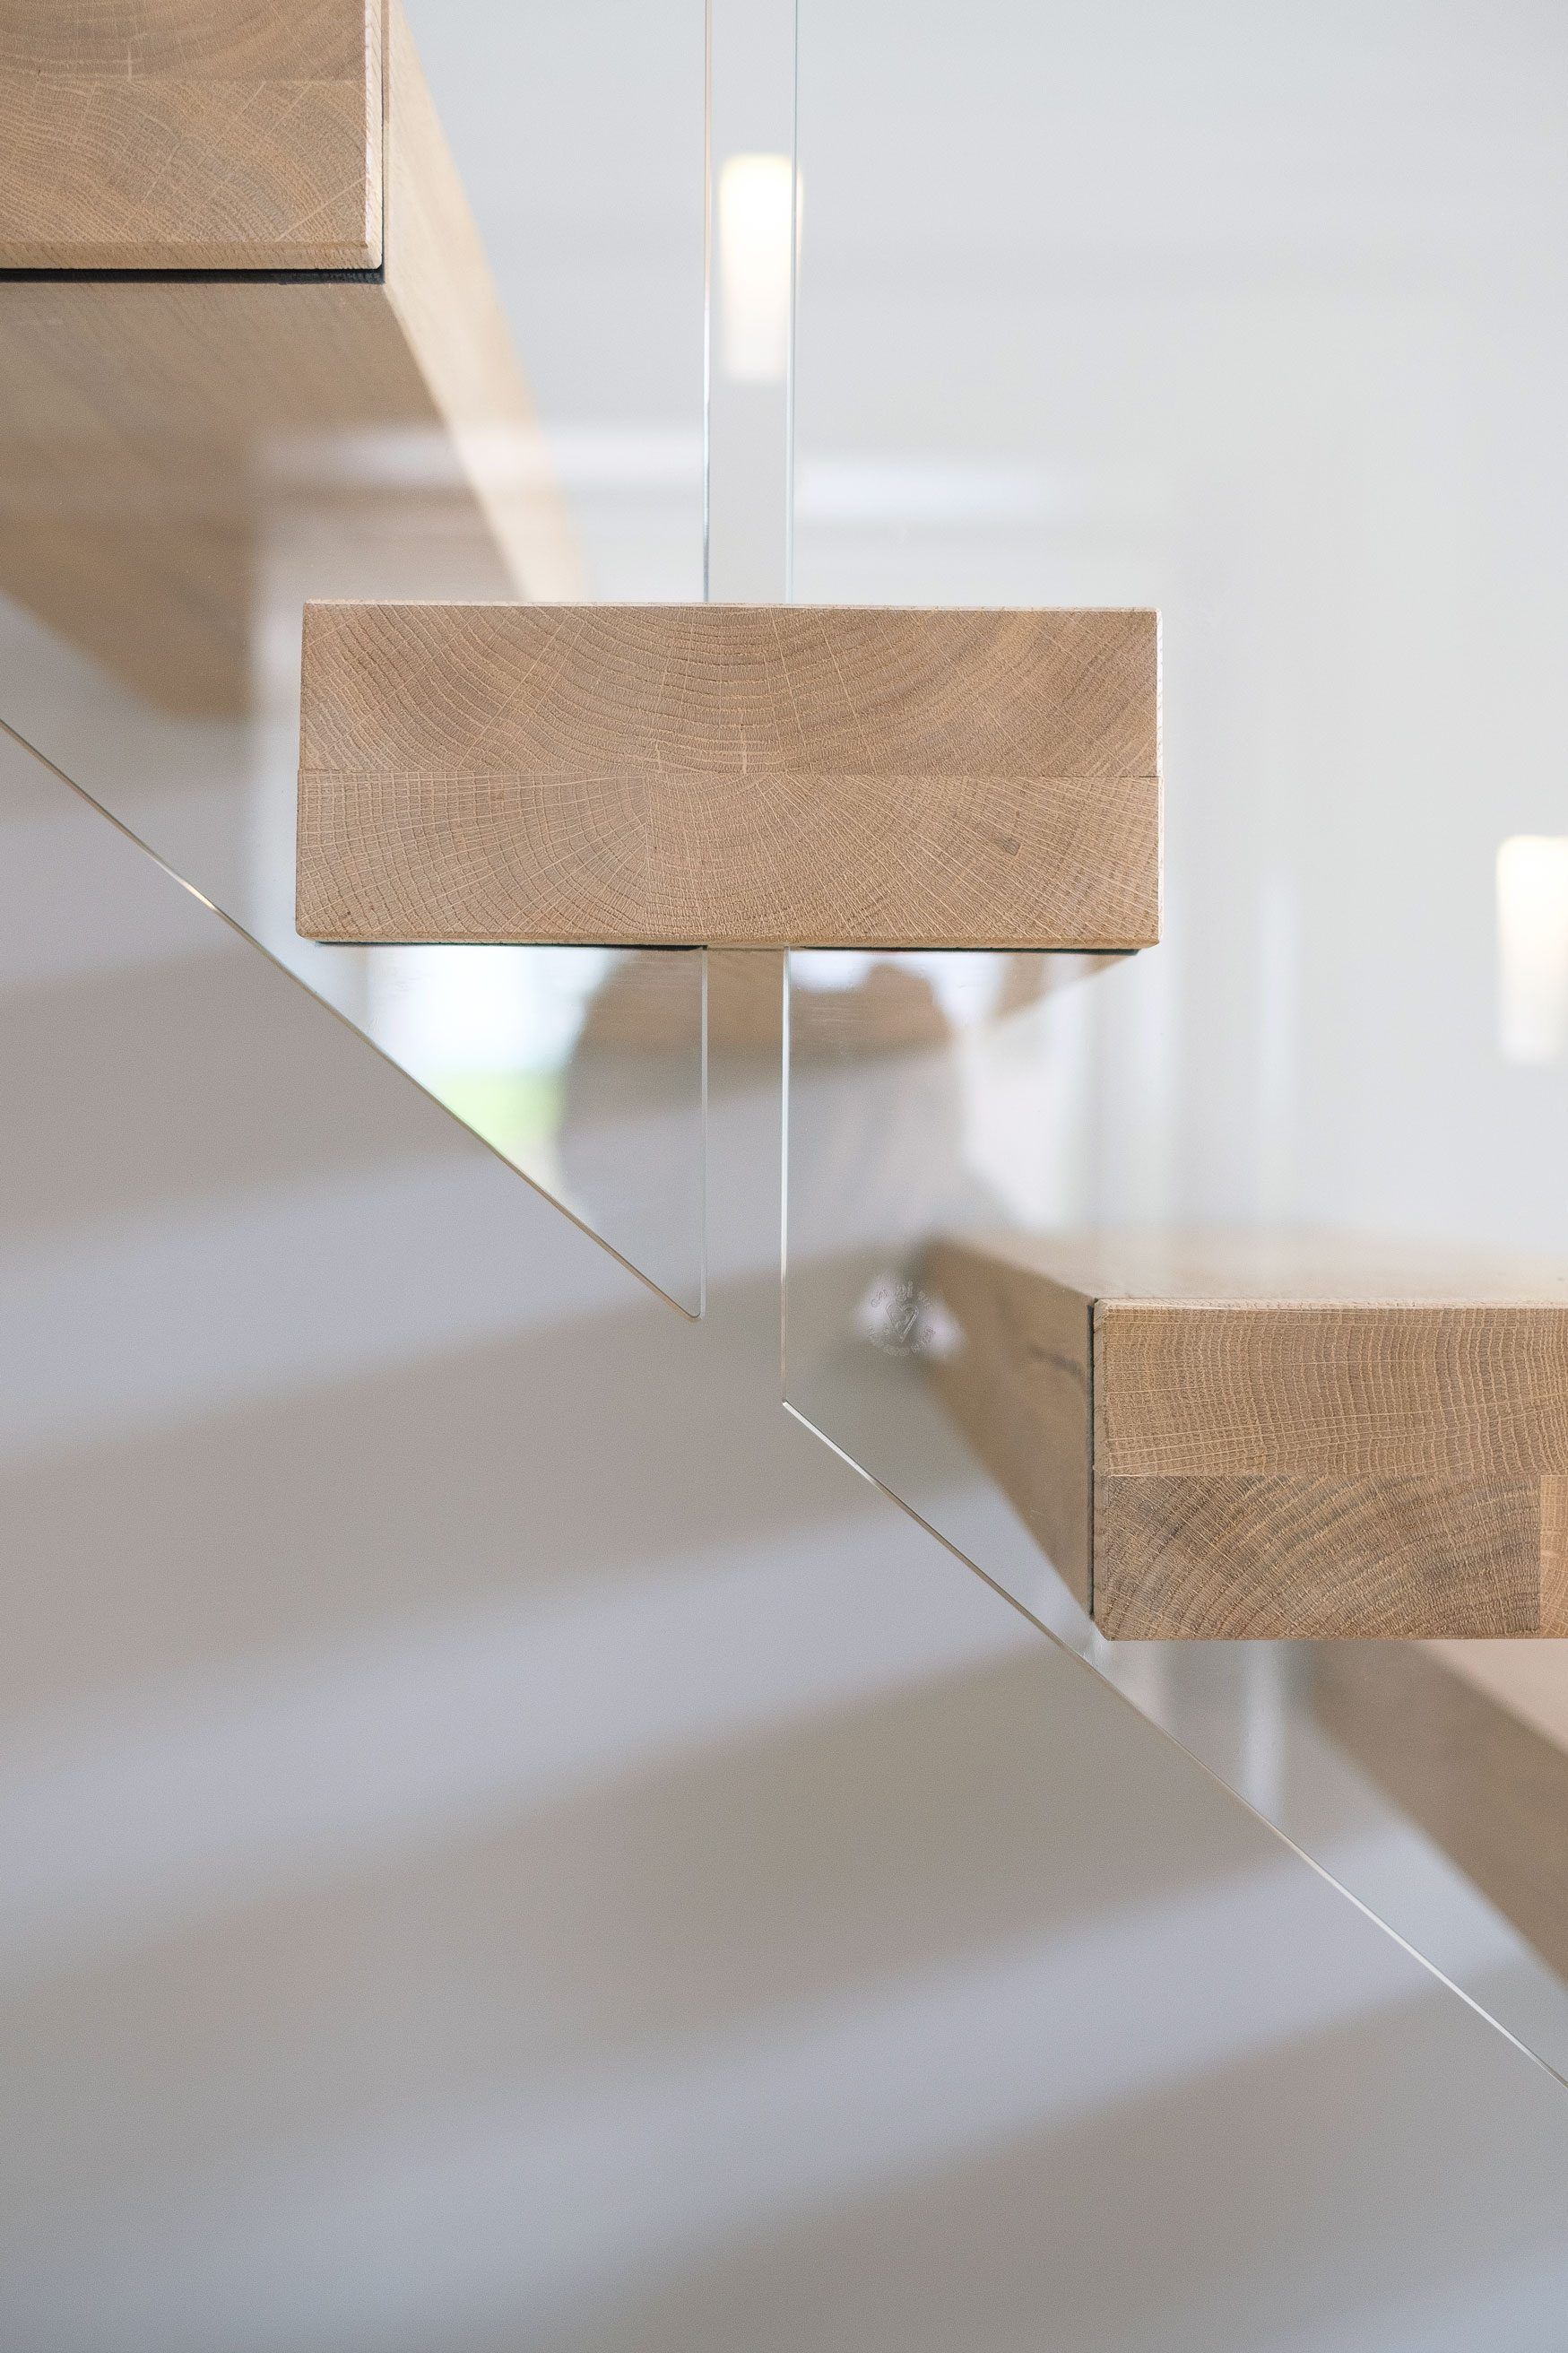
left=0, top=1, right=579, bottom=716
left=919, top=1229, right=1568, bottom=1638
left=1312, top=1641, right=1568, bottom=1980
left=296, top=602, right=1161, bottom=951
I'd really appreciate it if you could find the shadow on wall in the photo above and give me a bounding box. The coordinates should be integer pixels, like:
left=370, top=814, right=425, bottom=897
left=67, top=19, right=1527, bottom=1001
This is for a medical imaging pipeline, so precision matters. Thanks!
left=3, top=760, right=1568, bottom=2351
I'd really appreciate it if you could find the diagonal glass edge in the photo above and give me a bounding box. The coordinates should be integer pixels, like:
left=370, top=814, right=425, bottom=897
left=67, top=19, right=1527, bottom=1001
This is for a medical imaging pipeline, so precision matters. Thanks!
left=1, top=711, right=704, bottom=1322
left=778, top=945, right=1568, bottom=2099
left=782, top=1388, right=1568, bottom=2102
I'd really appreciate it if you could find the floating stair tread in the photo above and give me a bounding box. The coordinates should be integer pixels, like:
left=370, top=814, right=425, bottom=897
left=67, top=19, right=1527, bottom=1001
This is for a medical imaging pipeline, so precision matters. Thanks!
left=920, top=1229, right=1568, bottom=1639
left=296, top=601, right=1162, bottom=951
left=0, top=0, right=382, bottom=271
left=0, top=2, right=578, bottom=716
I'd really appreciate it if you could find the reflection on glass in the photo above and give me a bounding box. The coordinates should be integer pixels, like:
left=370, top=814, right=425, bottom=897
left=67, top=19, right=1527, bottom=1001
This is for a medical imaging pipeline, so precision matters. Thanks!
left=784, top=950, right=1568, bottom=2086
left=369, top=948, right=607, bottom=1167
left=784, top=949, right=1122, bottom=1630
left=370, top=945, right=706, bottom=1312
left=785, top=0, right=1568, bottom=2086
left=0, top=0, right=708, bottom=1309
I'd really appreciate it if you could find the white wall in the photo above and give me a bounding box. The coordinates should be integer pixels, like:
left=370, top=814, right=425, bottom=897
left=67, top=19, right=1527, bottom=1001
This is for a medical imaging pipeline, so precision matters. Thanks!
left=793, top=0, right=1568, bottom=1248
left=6, top=6, right=1568, bottom=2342
left=3, top=731, right=1568, bottom=2351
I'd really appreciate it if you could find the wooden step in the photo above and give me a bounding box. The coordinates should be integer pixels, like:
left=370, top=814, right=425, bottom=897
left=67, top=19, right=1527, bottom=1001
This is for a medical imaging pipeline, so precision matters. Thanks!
left=0, top=0, right=578, bottom=716
left=919, top=1230, right=1568, bottom=1638
left=295, top=602, right=1161, bottom=951
left=1312, top=1641, right=1568, bottom=1977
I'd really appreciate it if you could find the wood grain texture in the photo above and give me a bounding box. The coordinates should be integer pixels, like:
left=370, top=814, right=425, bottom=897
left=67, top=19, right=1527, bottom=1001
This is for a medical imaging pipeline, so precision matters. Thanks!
left=922, top=1233, right=1094, bottom=1609
left=917, top=1230, right=1568, bottom=1638
left=0, top=0, right=381, bottom=268
left=0, top=4, right=579, bottom=713
left=1541, top=1478, right=1568, bottom=1633
left=1098, top=1473, right=1549, bottom=1639
left=296, top=603, right=1161, bottom=950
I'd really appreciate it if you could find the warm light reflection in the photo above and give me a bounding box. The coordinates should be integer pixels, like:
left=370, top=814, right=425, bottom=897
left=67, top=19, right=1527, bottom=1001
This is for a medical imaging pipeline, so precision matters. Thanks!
left=718, top=152, right=797, bottom=384
left=1497, top=836, right=1568, bottom=1064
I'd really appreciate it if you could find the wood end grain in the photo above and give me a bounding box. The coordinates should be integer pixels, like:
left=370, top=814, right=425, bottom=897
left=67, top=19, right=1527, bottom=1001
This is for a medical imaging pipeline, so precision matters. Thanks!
left=0, top=0, right=383, bottom=270
left=296, top=602, right=1162, bottom=951
left=1541, top=1477, right=1568, bottom=1636
left=0, top=7, right=580, bottom=712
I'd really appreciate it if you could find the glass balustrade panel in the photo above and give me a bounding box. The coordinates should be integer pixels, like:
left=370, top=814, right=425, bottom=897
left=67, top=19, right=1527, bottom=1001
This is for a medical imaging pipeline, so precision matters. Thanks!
left=785, top=0, right=1568, bottom=2079
left=0, top=0, right=708, bottom=1311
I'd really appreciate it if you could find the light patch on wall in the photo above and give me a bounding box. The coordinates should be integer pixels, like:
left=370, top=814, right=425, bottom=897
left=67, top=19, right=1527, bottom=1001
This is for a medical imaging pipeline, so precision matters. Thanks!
left=366, top=944, right=617, bottom=1159
left=718, top=153, right=797, bottom=384
left=1497, top=836, right=1568, bottom=1065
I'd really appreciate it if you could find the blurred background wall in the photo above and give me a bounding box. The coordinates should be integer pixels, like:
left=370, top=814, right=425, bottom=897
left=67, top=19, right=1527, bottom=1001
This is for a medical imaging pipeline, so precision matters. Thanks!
left=7, top=4, right=1568, bottom=2345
